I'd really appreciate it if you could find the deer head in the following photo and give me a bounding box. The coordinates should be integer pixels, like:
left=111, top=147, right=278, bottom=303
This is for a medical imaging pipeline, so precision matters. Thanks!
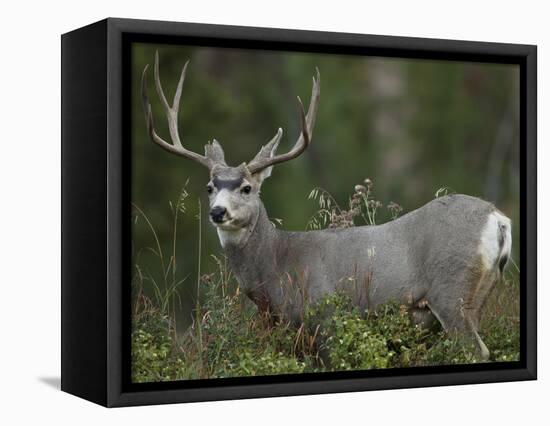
left=141, top=52, right=320, bottom=237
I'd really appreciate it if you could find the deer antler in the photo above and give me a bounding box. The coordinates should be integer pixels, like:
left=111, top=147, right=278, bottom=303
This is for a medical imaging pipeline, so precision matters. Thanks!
left=141, top=51, right=216, bottom=169
left=247, top=69, right=320, bottom=174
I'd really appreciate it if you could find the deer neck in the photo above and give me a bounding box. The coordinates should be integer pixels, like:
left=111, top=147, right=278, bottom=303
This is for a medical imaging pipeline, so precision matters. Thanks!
left=219, top=201, right=279, bottom=298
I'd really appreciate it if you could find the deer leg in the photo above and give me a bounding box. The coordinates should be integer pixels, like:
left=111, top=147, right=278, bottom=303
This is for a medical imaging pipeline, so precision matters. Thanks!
left=463, top=262, right=499, bottom=359
left=471, top=269, right=499, bottom=330
left=426, top=271, right=491, bottom=361
left=464, top=308, right=490, bottom=361
left=427, top=298, right=490, bottom=361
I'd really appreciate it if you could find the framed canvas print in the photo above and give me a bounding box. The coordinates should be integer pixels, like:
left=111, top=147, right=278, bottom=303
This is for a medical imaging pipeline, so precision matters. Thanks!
left=61, top=18, right=537, bottom=407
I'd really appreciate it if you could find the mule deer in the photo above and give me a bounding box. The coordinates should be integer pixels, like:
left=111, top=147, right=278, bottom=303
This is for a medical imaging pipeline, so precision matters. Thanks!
left=141, top=52, right=512, bottom=360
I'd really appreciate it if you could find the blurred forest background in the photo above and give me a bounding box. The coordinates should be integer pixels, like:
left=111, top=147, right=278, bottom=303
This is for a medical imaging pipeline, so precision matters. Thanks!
left=131, top=43, right=520, bottom=329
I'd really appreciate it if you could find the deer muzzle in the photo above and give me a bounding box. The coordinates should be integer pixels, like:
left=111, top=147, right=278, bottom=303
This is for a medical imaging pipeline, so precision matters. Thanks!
left=210, top=206, right=227, bottom=223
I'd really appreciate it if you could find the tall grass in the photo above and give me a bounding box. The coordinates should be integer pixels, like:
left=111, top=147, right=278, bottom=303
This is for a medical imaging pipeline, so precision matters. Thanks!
left=131, top=184, right=189, bottom=338
left=131, top=178, right=520, bottom=382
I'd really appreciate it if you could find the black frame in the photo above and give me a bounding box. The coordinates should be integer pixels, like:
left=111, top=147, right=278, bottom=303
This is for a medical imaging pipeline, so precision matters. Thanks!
left=61, top=18, right=537, bottom=407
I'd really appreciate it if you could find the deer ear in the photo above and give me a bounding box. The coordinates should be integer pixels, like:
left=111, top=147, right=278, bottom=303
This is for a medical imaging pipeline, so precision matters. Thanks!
left=204, top=139, right=227, bottom=165
left=255, top=164, right=274, bottom=183
left=250, top=128, right=283, bottom=183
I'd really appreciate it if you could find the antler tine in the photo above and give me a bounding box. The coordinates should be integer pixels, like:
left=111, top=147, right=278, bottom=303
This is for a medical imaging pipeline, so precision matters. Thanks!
left=247, top=68, right=320, bottom=174
left=141, top=51, right=212, bottom=169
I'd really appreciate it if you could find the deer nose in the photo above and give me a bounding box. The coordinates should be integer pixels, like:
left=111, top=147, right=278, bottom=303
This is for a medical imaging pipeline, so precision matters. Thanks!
left=210, top=206, right=227, bottom=223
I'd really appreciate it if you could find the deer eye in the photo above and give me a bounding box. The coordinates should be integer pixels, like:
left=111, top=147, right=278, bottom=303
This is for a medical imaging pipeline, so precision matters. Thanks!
left=241, top=185, right=252, bottom=194
left=206, top=185, right=214, bottom=194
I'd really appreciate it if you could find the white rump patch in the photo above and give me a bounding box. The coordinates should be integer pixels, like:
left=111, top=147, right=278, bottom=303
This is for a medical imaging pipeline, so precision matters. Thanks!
left=478, top=211, right=512, bottom=270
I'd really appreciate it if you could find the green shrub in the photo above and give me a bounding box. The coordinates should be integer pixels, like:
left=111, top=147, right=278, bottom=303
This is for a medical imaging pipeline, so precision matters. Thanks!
left=306, top=293, right=451, bottom=370
left=131, top=309, right=188, bottom=382
left=132, top=271, right=520, bottom=381
left=424, top=335, right=478, bottom=365
left=176, top=270, right=315, bottom=379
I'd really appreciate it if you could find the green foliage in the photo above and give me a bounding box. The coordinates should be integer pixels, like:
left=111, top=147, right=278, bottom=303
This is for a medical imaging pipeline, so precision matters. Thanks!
left=482, top=325, right=520, bottom=363
left=222, top=350, right=307, bottom=377
left=424, top=335, right=479, bottom=365
left=189, top=265, right=312, bottom=378
left=131, top=305, right=188, bottom=382
left=132, top=273, right=520, bottom=382
left=308, top=293, right=391, bottom=370
left=305, top=293, right=486, bottom=371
